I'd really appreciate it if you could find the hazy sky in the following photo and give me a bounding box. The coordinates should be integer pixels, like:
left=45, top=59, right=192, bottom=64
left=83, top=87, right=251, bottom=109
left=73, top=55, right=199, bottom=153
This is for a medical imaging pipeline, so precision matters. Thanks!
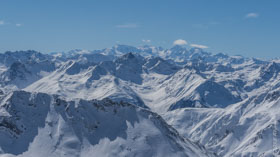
left=0, top=0, right=279, bottom=58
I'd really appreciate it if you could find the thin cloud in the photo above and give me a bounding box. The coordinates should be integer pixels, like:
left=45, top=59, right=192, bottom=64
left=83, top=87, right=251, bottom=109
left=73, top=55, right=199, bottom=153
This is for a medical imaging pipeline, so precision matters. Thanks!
left=0, top=21, right=22, bottom=26
left=142, top=39, right=151, bottom=43
left=173, top=39, right=188, bottom=46
left=16, top=23, right=22, bottom=27
left=190, top=44, right=208, bottom=49
left=116, top=23, right=138, bottom=28
left=245, top=13, right=259, bottom=19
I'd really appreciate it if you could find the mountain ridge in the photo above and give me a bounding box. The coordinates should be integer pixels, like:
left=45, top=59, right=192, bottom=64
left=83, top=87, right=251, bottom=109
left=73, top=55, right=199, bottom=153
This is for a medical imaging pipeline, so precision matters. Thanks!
left=0, top=44, right=280, bottom=156
left=0, top=90, right=213, bottom=157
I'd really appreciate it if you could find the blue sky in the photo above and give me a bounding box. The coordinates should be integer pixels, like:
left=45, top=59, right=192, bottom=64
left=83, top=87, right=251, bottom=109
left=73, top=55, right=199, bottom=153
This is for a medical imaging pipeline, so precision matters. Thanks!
left=0, top=0, right=279, bottom=58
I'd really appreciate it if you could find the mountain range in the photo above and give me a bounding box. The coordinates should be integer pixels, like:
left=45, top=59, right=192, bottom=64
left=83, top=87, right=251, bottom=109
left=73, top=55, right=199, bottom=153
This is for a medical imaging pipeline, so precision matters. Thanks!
left=0, top=45, right=280, bottom=156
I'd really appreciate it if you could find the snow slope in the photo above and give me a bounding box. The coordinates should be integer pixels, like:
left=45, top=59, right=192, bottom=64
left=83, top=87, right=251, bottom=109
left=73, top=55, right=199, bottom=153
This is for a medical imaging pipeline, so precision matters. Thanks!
left=0, top=91, right=212, bottom=157
left=0, top=46, right=280, bottom=156
left=25, top=53, right=240, bottom=113
left=164, top=87, right=280, bottom=156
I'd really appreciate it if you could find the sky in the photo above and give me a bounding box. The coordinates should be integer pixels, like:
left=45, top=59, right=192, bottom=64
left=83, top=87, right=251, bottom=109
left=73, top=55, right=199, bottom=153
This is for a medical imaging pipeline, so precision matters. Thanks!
left=0, top=0, right=279, bottom=58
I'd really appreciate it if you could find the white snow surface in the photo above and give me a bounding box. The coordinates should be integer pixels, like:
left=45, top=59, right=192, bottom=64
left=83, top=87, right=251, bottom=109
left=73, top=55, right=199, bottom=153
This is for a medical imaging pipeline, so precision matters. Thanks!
left=1, top=45, right=280, bottom=156
left=0, top=91, right=211, bottom=157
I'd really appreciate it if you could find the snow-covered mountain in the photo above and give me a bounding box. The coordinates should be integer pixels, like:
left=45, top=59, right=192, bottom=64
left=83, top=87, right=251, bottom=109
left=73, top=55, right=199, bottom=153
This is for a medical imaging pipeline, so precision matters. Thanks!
left=25, top=52, right=241, bottom=112
left=0, top=50, right=52, bottom=67
left=0, top=91, right=211, bottom=157
left=0, top=45, right=279, bottom=156
left=164, top=86, right=280, bottom=156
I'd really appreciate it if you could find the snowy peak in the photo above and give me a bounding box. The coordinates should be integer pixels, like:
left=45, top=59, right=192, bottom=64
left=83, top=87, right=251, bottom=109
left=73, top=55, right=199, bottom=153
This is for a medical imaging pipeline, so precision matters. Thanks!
left=48, top=44, right=269, bottom=68
left=7, top=62, right=31, bottom=80
left=194, top=80, right=241, bottom=107
left=115, top=52, right=145, bottom=65
left=0, top=57, right=56, bottom=89
left=144, top=57, right=180, bottom=75
left=24, top=52, right=248, bottom=112
left=260, top=62, right=280, bottom=79
left=0, top=90, right=212, bottom=157
left=114, top=44, right=141, bottom=53
left=114, top=53, right=146, bottom=84
left=0, top=62, right=33, bottom=89
left=169, top=45, right=188, bottom=53
left=168, top=78, right=241, bottom=110
left=1, top=44, right=280, bottom=156
left=0, top=50, right=51, bottom=66
left=65, top=61, right=96, bottom=75
left=189, top=48, right=210, bottom=59
left=213, top=52, right=229, bottom=59
left=165, top=86, right=280, bottom=156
